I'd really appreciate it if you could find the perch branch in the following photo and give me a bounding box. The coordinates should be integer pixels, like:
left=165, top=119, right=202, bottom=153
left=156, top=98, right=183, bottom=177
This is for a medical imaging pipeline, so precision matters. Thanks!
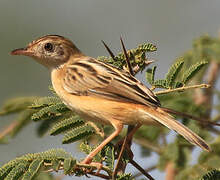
left=155, top=84, right=210, bottom=96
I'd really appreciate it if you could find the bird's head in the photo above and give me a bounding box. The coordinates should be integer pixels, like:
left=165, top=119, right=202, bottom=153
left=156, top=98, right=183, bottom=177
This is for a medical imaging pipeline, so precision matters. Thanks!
left=11, top=35, right=82, bottom=69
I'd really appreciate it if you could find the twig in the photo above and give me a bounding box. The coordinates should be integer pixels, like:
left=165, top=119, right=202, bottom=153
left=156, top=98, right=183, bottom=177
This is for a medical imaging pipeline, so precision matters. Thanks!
left=112, top=135, right=128, bottom=179
left=44, top=161, right=112, bottom=178
left=132, top=165, right=157, bottom=178
left=0, top=121, right=19, bottom=139
left=88, top=171, right=111, bottom=179
left=129, top=159, right=155, bottom=180
left=77, top=163, right=112, bottom=175
left=155, top=84, right=210, bottom=95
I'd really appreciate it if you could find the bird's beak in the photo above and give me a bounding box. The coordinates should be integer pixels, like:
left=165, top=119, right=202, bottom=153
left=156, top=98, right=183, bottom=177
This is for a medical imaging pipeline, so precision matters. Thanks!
left=11, top=47, right=33, bottom=56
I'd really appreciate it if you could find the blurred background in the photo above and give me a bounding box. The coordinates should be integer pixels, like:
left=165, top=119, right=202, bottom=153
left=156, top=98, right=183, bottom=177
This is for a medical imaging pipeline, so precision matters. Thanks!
left=0, top=0, right=220, bottom=179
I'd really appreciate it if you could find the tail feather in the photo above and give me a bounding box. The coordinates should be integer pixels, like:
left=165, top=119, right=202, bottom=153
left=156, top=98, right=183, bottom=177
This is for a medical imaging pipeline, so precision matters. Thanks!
left=143, top=107, right=211, bottom=152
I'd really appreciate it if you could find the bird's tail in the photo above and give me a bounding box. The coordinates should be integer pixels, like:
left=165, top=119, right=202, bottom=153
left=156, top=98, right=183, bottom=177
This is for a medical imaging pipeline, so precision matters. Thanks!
left=142, top=106, right=211, bottom=151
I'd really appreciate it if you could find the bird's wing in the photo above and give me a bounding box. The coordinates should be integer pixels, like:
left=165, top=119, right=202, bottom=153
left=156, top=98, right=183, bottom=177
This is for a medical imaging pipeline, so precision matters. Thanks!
left=63, top=57, right=160, bottom=107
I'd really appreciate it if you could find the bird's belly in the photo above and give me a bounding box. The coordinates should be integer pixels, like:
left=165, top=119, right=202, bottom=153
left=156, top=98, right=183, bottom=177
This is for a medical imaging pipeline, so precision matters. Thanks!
left=60, top=94, right=158, bottom=126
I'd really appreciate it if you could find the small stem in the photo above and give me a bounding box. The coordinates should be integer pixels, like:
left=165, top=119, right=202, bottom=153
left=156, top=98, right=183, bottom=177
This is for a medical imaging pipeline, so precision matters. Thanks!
left=0, top=121, right=19, bottom=139
left=129, top=159, right=155, bottom=180
left=88, top=171, right=111, bottom=179
left=132, top=165, right=157, bottom=178
left=113, top=135, right=128, bottom=179
left=77, top=163, right=112, bottom=175
left=155, top=84, right=210, bottom=95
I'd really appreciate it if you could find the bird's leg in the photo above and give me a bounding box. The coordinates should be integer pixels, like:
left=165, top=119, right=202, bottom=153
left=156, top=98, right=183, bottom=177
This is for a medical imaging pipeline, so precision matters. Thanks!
left=81, top=123, right=123, bottom=164
left=127, top=124, right=142, bottom=141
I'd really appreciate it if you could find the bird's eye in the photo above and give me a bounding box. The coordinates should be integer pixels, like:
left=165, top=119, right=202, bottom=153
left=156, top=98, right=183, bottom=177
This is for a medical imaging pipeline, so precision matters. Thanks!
left=44, top=43, right=54, bottom=52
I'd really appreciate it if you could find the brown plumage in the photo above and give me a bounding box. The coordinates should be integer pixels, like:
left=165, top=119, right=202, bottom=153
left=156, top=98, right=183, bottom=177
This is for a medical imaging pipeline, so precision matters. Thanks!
left=11, top=35, right=211, bottom=164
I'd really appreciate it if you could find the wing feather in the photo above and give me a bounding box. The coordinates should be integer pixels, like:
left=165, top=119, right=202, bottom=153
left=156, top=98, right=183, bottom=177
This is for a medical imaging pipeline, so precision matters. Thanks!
left=63, top=57, right=160, bottom=106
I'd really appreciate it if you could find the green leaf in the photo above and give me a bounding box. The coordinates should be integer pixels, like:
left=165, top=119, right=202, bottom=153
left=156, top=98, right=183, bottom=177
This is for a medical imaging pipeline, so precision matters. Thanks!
left=146, top=66, right=156, bottom=85
left=0, top=164, right=14, bottom=179
left=80, top=141, right=93, bottom=155
left=171, top=81, right=183, bottom=88
left=30, top=97, right=62, bottom=109
left=5, top=162, right=29, bottom=180
left=104, top=145, right=115, bottom=170
left=201, top=169, right=220, bottom=180
left=182, top=61, right=208, bottom=84
left=153, top=79, right=168, bottom=89
left=22, top=159, right=44, bottom=180
left=51, top=159, right=60, bottom=172
left=116, top=173, right=133, bottom=180
left=37, top=118, right=58, bottom=137
left=11, top=110, right=35, bottom=137
left=62, top=124, right=95, bottom=144
left=166, top=60, right=184, bottom=87
left=0, top=97, right=37, bottom=115
left=50, top=115, right=84, bottom=136
left=138, top=43, right=157, bottom=52
left=63, top=158, right=76, bottom=175
left=31, top=103, right=69, bottom=121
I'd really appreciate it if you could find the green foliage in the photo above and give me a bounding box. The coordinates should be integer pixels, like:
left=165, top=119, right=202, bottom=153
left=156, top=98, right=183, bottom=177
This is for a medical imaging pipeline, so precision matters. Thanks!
left=116, top=173, right=133, bottom=180
left=98, top=42, right=156, bottom=71
left=146, top=66, right=156, bottom=85
left=0, top=97, right=37, bottom=115
left=0, top=149, right=76, bottom=180
left=31, top=103, right=69, bottom=121
left=201, top=169, right=220, bottom=180
left=80, top=141, right=103, bottom=162
left=158, top=141, right=190, bottom=170
left=104, top=145, right=115, bottom=170
left=50, top=115, right=84, bottom=135
left=182, top=61, right=208, bottom=84
left=62, top=124, right=95, bottom=144
left=135, top=125, right=162, bottom=143
left=0, top=97, right=37, bottom=142
left=166, top=60, right=184, bottom=87
left=145, top=60, right=207, bottom=89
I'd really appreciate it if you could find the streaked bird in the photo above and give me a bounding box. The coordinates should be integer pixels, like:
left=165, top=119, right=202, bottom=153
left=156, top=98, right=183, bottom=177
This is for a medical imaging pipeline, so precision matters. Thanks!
left=11, top=35, right=210, bottom=164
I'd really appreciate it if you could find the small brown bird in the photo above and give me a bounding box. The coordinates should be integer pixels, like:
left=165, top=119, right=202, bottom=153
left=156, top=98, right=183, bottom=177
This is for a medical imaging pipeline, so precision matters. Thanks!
left=11, top=35, right=210, bottom=164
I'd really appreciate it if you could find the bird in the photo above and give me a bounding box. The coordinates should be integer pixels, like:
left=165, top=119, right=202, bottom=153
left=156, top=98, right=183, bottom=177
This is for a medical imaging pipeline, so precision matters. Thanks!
left=11, top=35, right=210, bottom=164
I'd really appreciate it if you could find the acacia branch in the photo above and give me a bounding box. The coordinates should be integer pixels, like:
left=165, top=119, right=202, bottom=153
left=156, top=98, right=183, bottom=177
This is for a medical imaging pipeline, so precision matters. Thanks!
left=155, top=84, right=210, bottom=96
